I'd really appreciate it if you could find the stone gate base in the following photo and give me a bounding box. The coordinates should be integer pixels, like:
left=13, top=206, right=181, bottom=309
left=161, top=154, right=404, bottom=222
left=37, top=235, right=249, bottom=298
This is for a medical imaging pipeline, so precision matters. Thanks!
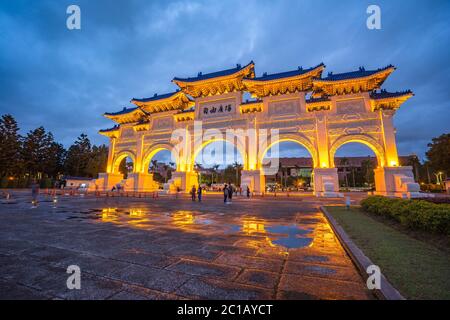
left=168, top=171, right=198, bottom=193
left=241, top=170, right=265, bottom=194
left=374, top=166, right=421, bottom=198
left=313, top=168, right=343, bottom=198
left=96, top=172, right=123, bottom=191
left=126, top=173, right=159, bottom=192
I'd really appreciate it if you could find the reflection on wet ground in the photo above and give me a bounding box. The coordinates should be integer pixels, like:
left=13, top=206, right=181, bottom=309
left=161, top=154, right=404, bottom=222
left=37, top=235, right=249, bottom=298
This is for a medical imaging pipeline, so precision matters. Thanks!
left=0, top=191, right=373, bottom=300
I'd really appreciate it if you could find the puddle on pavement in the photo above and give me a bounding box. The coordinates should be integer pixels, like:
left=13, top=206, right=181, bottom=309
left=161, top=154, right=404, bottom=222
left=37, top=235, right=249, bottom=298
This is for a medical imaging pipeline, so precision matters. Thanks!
left=226, top=219, right=314, bottom=249
left=61, top=207, right=316, bottom=251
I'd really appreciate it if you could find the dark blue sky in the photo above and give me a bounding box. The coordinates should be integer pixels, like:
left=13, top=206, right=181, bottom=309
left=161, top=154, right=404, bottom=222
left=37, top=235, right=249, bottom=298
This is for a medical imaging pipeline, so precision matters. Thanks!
left=1, top=0, right=449, bottom=160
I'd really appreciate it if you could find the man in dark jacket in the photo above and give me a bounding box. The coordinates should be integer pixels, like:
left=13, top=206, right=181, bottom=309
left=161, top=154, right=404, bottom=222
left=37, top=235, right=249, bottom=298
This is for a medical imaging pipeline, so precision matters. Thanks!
left=197, top=186, right=202, bottom=202
left=223, top=184, right=228, bottom=203
left=228, top=183, right=233, bottom=203
left=191, top=185, right=196, bottom=201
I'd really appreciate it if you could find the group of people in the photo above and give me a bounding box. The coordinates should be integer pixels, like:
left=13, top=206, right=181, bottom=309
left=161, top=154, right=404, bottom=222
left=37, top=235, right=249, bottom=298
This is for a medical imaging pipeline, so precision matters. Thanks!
left=190, top=185, right=203, bottom=202
left=190, top=184, right=251, bottom=203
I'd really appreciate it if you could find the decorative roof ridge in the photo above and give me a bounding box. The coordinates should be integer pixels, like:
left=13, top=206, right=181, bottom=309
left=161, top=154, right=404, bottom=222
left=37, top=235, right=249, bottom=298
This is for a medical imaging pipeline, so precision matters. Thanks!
left=131, top=90, right=184, bottom=103
left=172, top=61, right=255, bottom=83
left=317, top=64, right=395, bottom=82
left=248, top=63, right=325, bottom=81
left=99, top=125, right=120, bottom=132
left=104, top=107, right=141, bottom=116
left=370, top=89, right=413, bottom=99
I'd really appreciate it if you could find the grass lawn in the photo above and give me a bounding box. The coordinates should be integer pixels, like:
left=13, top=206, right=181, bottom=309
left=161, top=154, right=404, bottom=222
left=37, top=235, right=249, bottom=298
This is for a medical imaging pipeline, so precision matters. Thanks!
left=325, top=206, right=450, bottom=300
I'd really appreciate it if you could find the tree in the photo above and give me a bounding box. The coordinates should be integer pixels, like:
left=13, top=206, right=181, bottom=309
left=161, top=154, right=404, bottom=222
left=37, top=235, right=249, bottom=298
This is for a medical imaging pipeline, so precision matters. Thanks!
left=64, top=133, right=92, bottom=177
left=85, top=145, right=108, bottom=178
left=0, top=114, right=22, bottom=177
left=21, top=127, right=56, bottom=179
left=232, top=161, right=242, bottom=186
left=211, top=164, right=220, bottom=184
left=426, top=133, right=450, bottom=177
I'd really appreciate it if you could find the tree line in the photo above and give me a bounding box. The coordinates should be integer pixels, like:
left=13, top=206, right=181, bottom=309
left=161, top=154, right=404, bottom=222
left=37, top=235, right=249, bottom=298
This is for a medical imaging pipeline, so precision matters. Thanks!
left=0, top=114, right=108, bottom=188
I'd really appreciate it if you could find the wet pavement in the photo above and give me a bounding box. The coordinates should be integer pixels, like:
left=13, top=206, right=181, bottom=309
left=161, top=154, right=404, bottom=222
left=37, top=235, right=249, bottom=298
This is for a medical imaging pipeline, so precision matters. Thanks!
left=0, top=191, right=373, bottom=300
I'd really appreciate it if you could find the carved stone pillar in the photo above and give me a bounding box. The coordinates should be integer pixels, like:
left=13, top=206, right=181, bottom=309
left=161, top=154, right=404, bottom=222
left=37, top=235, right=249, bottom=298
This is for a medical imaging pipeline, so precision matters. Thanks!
left=380, top=110, right=399, bottom=166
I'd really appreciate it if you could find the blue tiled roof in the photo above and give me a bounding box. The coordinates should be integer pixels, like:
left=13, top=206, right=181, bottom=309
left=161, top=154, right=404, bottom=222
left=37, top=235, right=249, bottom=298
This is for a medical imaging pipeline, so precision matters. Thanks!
left=251, top=63, right=325, bottom=81
left=241, top=99, right=263, bottom=105
left=370, top=90, right=413, bottom=99
left=177, top=107, right=195, bottom=113
left=320, top=65, right=395, bottom=81
left=104, top=107, right=139, bottom=116
left=306, top=96, right=330, bottom=103
left=131, top=91, right=179, bottom=103
left=99, top=125, right=120, bottom=132
left=173, top=61, right=254, bottom=82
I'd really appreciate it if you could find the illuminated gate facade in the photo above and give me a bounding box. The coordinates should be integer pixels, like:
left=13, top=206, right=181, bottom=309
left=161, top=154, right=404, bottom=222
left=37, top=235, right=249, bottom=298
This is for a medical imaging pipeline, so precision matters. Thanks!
left=97, top=61, right=420, bottom=197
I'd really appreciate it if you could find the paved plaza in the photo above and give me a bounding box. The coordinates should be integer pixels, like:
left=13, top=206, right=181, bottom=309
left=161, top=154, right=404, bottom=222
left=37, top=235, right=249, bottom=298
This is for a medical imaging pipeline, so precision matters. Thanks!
left=0, top=191, right=373, bottom=300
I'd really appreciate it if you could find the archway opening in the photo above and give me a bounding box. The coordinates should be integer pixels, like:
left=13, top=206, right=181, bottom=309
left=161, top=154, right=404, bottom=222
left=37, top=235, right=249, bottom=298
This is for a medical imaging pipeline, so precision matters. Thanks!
left=262, top=141, right=314, bottom=192
left=334, top=142, right=378, bottom=190
left=147, top=149, right=175, bottom=185
left=117, top=156, right=134, bottom=179
left=194, top=140, right=243, bottom=191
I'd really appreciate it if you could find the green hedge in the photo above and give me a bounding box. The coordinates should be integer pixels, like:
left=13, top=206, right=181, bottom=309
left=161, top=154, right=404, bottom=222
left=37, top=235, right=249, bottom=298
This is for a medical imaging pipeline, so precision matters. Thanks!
left=361, top=196, right=450, bottom=235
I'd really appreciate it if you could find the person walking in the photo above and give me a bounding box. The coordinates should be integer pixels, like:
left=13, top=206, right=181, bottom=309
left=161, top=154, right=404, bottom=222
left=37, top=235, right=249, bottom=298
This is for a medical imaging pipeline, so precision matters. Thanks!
left=228, top=183, right=233, bottom=203
left=31, top=179, right=39, bottom=207
left=223, top=184, right=229, bottom=203
left=246, top=185, right=251, bottom=198
left=191, top=185, right=196, bottom=201
left=197, top=185, right=202, bottom=202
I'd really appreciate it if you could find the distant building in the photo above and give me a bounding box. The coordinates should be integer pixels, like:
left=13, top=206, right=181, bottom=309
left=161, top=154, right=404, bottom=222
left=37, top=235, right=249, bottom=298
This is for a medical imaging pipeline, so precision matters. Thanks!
left=263, top=155, right=413, bottom=185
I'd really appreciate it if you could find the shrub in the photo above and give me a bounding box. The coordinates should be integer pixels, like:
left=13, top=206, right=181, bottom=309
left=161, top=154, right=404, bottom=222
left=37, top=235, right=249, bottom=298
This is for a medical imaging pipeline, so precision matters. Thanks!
left=361, top=196, right=450, bottom=235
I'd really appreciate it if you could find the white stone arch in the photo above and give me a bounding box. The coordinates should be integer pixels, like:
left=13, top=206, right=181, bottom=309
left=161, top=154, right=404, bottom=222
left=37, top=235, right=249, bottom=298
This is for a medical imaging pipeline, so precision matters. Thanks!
left=329, top=134, right=386, bottom=167
left=112, top=150, right=136, bottom=174
left=141, top=143, right=178, bottom=173
left=259, top=133, right=319, bottom=169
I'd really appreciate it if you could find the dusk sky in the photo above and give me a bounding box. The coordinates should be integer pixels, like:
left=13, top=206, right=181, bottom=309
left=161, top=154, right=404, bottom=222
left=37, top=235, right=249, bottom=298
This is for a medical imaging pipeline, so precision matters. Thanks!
left=1, top=0, right=449, bottom=161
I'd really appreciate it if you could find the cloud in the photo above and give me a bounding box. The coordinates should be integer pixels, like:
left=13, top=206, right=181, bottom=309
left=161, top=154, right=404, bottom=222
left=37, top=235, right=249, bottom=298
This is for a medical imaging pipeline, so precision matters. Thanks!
left=0, top=0, right=448, bottom=161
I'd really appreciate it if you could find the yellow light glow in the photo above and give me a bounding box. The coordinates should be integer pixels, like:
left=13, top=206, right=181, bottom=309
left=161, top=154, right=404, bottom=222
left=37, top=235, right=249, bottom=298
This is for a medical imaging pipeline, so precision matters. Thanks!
left=242, top=219, right=266, bottom=234
left=389, top=160, right=398, bottom=167
left=129, top=209, right=144, bottom=217
left=172, top=211, right=195, bottom=226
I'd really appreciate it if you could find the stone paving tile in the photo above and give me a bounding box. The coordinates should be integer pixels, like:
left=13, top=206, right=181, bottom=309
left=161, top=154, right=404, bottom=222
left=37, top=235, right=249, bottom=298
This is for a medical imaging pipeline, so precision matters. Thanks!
left=214, top=253, right=284, bottom=273
left=278, top=274, right=373, bottom=300
left=54, top=253, right=132, bottom=278
left=43, top=273, right=124, bottom=300
left=110, top=249, right=177, bottom=269
left=166, top=259, right=241, bottom=279
left=175, top=277, right=273, bottom=300
left=284, top=261, right=362, bottom=283
left=108, top=286, right=183, bottom=300
left=235, top=269, right=280, bottom=290
left=288, top=250, right=353, bottom=267
left=108, top=264, right=191, bottom=293
left=0, top=279, right=50, bottom=300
